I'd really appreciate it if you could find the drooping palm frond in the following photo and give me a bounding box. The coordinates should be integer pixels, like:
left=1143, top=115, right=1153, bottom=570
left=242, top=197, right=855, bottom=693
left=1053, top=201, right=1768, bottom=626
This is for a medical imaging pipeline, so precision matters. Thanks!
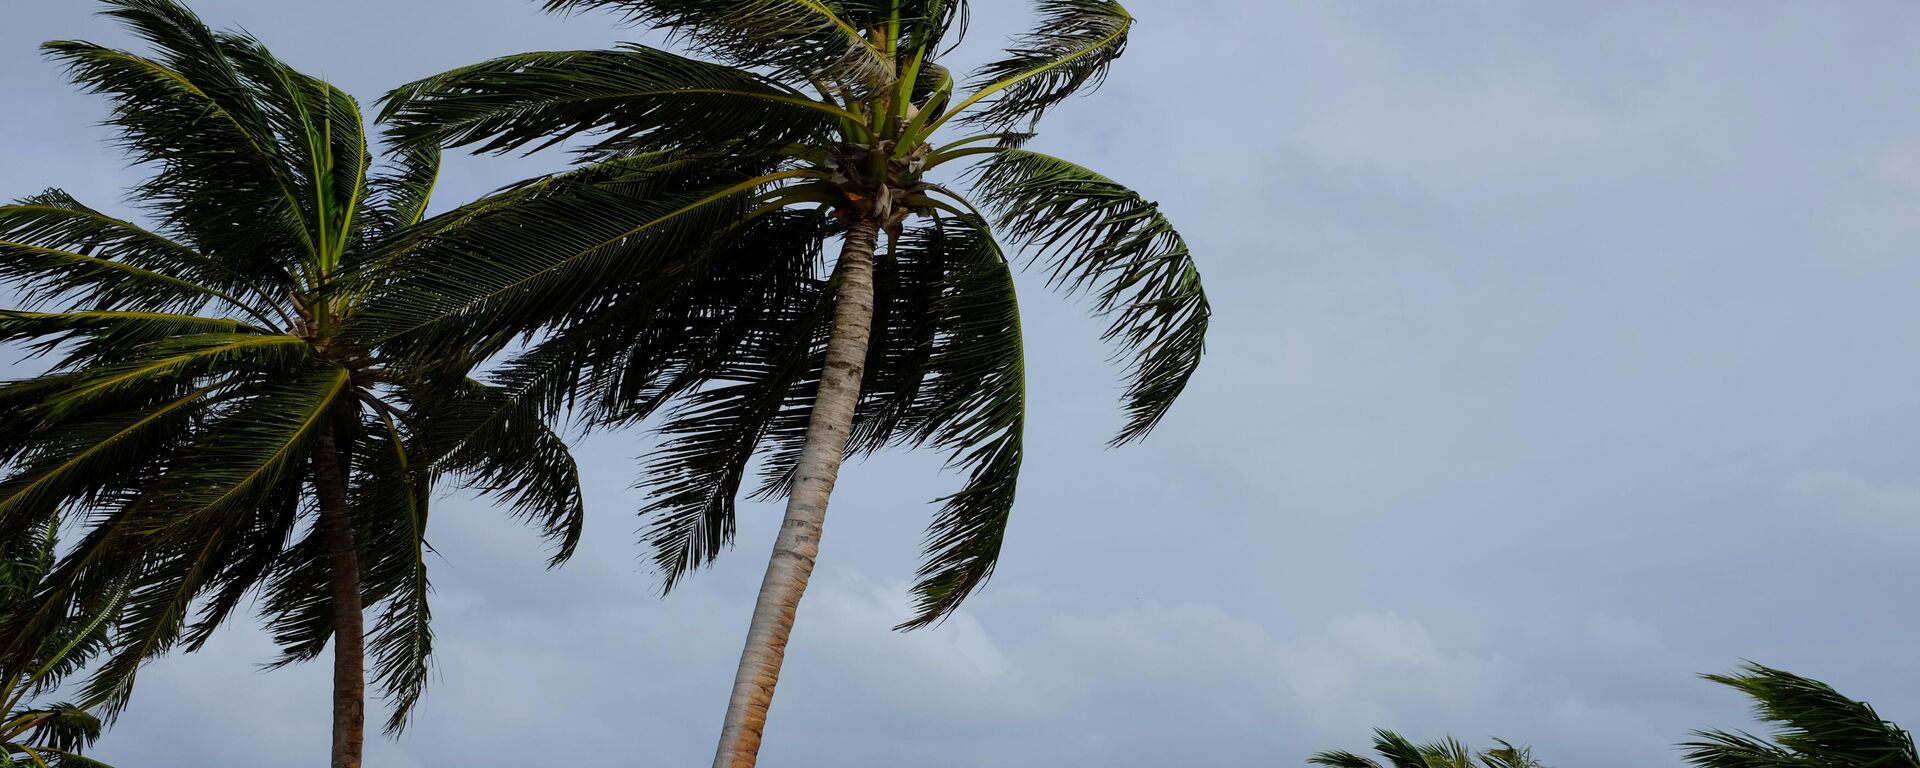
left=1683, top=664, right=1920, bottom=768
left=408, top=379, right=585, bottom=565
left=894, top=220, right=1023, bottom=628
left=638, top=271, right=830, bottom=589
left=972, top=148, right=1208, bottom=443
left=351, top=415, right=432, bottom=735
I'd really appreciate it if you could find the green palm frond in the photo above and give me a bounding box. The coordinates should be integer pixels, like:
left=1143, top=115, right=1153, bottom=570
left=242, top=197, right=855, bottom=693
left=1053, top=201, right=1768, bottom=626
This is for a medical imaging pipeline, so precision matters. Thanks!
left=897, top=219, right=1023, bottom=628
left=0, top=310, right=263, bottom=365
left=408, top=380, right=584, bottom=565
left=364, top=143, right=441, bottom=236
left=37, top=748, right=115, bottom=768
left=355, top=154, right=796, bottom=352
left=1684, top=663, right=1920, bottom=768
left=0, top=192, right=283, bottom=322
left=74, top=369, right=348, bottom=717
left=0, top=200, right=248, bottom=319
left=639, top=276, right=830, bottom=589
left=175, top=475, right=302, bottom=653
left=380, top=45, right=843, bottom=157
left=0, top=385, right=215, bottom=544
left=1312, top=730, right=1545, bottom=768
left=952, top=0, right=1131, bottom=130
left=8, top=707, right=99, bottom=755
left=352, top=414, right=433, bottom=735
left=540, top=0, right=890, bottom=85
left=973, top=149, right=1207, bottom=443
left=43, top=19, right=315, bottom=270
left=1310, top=751, right=1385, bottom=768
left=37, top=334, right=303, bottom=419
left=136, top=367, right=349, bottom=535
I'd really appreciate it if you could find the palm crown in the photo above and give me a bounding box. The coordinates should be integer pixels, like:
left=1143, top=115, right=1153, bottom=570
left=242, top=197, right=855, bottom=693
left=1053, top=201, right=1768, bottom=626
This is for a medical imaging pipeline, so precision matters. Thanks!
left=0, top=0, right=585, bottom=742
left=375, top=0, right=1210, bottom=628
left=0, top=525, right=115, bottom=768
left=1311, top=730, right=1544, bottom=768
left=1684, top=663, right=1920, bottom=768
left=378, top=4, right=1209, bottom=763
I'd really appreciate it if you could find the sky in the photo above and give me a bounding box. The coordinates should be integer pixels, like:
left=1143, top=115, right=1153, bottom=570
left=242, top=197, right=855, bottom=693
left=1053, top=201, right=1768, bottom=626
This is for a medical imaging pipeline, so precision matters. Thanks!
left=5, top=1, right=1920, bottom=766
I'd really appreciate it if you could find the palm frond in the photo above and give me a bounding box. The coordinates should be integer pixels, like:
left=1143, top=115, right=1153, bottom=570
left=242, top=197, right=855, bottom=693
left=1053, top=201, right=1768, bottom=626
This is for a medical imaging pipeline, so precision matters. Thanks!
left=43, top=15, right=316, bottom=270
left=639, top=275, right=830, bottom=589
left=35, top=334, right=305, bottom=419
left=1310, top=751, right=1385, bottom=768
left=356, top=154, right=792, bottom=353
left=897, top=219, right=1023, bottom=628
left=353, top=414, right=433, bottom=734
left=136, top=366, right=349, bottom=535
left=0, top=192, right=282, bottom=323
left=380, top=46, right=840, bottom=158
left=0, top=204, right=242, bottom=319
left=0, top=310, right=262, bottom=367
left=363, top=143, right=441, bottom=237
left=0, top=385, right=216, bottom=544
left=408, top=380, right=583, bottom=566
left=1684, top=663, right=1920, bottom=768
left=10, top=707, right=100, bottom=755
left=539, top=0, right=889, bottom=86
left=953, top=0, right=1131, bottom=129
left=971, top=148, right=1208, bottom=443
left=1372, top=730, right=1435, bottom=768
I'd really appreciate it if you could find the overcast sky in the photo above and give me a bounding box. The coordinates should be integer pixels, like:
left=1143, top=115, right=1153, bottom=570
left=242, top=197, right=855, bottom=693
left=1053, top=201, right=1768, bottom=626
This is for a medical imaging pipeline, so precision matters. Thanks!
left=6, top=1, right=1920, bottom=766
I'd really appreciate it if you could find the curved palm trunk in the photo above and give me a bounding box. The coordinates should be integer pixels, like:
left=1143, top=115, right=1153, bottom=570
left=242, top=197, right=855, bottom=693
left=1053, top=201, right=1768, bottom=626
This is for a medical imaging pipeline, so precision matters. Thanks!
left=312, top=422, right=365, bottom=768
left=712, top=217, right=882, bottom=768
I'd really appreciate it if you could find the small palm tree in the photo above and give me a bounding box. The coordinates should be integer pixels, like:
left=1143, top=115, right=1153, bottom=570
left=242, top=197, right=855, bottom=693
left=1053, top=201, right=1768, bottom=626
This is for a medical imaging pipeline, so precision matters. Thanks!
left=0, top=2, right=585, bottom=766
left=374, top=0, right=1210, bottom=764
left=0, top=525, right=116, bottom=768
left=1311, top=730, right=1544, bottom=768
left=1684, top=663, right=1919, bottom=768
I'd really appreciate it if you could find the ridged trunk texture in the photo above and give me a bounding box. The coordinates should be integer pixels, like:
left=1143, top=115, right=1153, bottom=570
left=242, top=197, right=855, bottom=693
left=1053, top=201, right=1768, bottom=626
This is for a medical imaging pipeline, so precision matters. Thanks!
left=711, top=217, right=882, bottom=768
left=313, top=422, right=365, bottom=768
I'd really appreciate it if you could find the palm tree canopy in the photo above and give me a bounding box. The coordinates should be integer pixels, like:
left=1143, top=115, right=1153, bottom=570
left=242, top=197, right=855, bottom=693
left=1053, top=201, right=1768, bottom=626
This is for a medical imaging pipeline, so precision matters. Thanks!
left=374, top=0, right=1211, bottom=627
left=1310, top=730, right=1544, bottom=768
left=1684, top=663, right=1920, bottom=768
left=0, top=525, right=115, bottom=768
left=0, top=0, right=585, bottom=732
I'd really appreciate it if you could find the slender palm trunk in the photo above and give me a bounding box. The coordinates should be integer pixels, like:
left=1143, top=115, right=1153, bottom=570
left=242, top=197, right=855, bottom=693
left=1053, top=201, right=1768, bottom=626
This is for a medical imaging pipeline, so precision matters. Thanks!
left=312, top=422, right=365, bottom=768
left=712, top=217, right=882, bottom=768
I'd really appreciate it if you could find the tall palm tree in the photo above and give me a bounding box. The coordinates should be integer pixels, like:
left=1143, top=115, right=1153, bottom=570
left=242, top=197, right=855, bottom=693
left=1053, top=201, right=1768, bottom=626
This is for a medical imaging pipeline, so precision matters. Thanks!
left=1684, top=663, right=1919, bottom=768
left=374, top=0, right=1210, bottom=764
left=0, top=524, right=116, bottom=768
left=1311, top=730, right=1544, bottom=768
left=0, top=2, right=586, bottom=766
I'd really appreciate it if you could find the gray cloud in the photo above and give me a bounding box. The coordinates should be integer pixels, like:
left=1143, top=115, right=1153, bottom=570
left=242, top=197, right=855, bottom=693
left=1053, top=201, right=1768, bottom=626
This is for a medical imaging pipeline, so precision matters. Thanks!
left=5, top=0, right=1920, bottom=766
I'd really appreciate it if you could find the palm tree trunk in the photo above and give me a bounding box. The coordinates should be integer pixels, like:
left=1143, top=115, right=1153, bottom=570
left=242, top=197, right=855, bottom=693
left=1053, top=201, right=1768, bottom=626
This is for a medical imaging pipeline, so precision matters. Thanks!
left=711, top=216, right=882, bottom=768
left=312, top=421, right=365, bottom=768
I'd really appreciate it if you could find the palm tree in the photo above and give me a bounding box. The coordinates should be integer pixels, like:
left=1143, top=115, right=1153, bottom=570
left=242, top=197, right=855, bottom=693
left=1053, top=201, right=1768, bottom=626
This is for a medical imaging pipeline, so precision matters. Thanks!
left=374, top=0, right=1210, bottom=764
left=0, top=525, right=116, bottom=768
left=0, top=2, right=586, bottom=766
left=1311, top=730, right=1544, bottom=768
left=1684, top=663, right=1919, bottom=768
